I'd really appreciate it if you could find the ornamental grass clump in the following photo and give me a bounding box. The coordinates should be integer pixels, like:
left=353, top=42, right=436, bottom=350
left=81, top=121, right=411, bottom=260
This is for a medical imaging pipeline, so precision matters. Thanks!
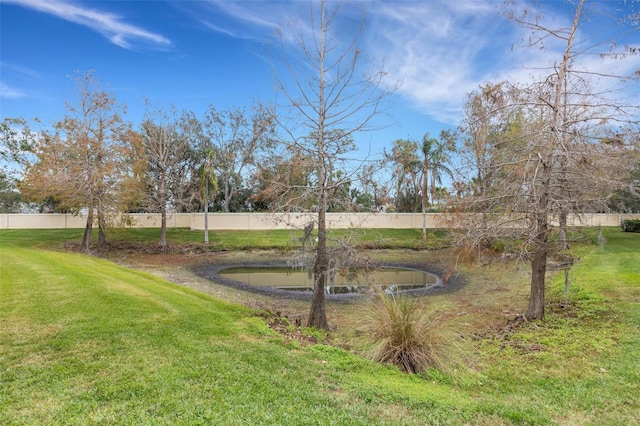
left=364, top=291, right=450, bottom=374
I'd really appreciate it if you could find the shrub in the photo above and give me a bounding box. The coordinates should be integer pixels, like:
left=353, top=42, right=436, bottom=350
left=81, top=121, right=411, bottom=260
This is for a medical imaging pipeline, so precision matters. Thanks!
left=490, top=240, right=506, bottom=253
left=621, top=219, right=640, bottom=233
left=359, top=290, right=454, bottom=374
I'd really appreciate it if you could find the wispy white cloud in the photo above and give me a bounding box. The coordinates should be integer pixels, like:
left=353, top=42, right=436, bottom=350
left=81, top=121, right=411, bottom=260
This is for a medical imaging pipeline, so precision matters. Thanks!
left=0, top=62, right=40, bottom=81
left=207, top=1, right=283, bottom=36
left=178, top=0, right=639, bottom=124
left=176, top=0, right=509, bottom=122
left=1, top=0, right=171, bottom=50
left=0, top=82, right=25, bottom=99
left=180, top=0, right=511, bottom=123
left=1, top=63, right=39, bottom=100
left=365, top=1, right=519, bottom=124
left=366, top=1, right=640, bottom=124
left=175, top=1, right=356, bottom=46
left=173, top=0, right=286, bottom=41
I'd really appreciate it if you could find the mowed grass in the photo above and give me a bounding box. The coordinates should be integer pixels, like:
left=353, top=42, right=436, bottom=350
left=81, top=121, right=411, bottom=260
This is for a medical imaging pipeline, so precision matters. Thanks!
left=0, top=230, right=472, bottom=425
left=1, top=227, right=639, bottom=424
left=107, top=227, right=443, bottom=250
left=0, top=226, right=445, bottom=251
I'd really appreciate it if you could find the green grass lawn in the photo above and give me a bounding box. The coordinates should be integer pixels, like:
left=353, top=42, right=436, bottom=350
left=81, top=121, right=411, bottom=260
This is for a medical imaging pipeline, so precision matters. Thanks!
left=0, top=227, right=638, bottom=425
left=107, top=227, right=444, bottom=250
left=0, top=226, right=447, bottom=251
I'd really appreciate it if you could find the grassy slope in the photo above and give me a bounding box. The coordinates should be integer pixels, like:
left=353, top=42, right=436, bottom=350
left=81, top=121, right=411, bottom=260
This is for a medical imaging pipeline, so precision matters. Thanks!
left=1, top=228, right=638, bottom=425
left=0, top=231, right=473, bottom=425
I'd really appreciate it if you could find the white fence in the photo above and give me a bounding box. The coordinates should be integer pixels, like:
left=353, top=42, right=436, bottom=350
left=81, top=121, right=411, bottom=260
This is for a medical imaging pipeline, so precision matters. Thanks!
left=0, top=213, right=192, bottom=230
left=1, top=212, right=638, bottom=230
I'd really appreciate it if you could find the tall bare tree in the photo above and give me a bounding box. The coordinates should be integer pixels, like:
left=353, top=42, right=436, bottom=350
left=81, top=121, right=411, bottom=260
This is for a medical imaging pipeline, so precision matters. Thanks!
left=271, top=0, right=389, bottom=329
left=140, top=104, right=199, bottom=248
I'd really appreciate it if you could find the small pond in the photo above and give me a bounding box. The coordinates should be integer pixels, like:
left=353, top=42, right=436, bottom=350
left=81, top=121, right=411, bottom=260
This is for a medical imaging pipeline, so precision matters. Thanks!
left=218, top=266, right=442, bottom=295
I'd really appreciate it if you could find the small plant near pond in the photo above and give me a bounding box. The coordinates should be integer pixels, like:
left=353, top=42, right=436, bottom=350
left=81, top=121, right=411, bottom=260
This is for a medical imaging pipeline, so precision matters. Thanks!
left=359, top=289, right=457, bottom=374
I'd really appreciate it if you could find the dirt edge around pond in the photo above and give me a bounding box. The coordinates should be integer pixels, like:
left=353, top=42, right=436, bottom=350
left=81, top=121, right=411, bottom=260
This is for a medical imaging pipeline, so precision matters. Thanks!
left=190, top=259, right=466, bottom=302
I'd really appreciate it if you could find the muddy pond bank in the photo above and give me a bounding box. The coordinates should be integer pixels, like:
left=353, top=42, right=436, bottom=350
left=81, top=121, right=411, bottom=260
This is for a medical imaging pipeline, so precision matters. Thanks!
left=190, top=256, right=466, bottom=302
left=107, top=247, right=467, bottom=309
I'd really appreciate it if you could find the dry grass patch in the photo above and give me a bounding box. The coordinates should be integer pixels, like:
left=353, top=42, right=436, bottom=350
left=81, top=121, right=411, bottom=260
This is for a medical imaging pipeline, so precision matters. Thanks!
left=356, top=290, right=462, bottom=374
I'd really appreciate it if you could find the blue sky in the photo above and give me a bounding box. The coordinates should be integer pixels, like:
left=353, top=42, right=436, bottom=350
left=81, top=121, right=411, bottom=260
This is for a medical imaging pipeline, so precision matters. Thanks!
left=1, top=0, right=639, bottom=163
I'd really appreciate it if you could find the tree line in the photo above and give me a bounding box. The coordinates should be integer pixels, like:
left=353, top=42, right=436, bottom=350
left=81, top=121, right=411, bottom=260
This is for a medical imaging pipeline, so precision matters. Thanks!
left=0, top=72, right=464, bottom=245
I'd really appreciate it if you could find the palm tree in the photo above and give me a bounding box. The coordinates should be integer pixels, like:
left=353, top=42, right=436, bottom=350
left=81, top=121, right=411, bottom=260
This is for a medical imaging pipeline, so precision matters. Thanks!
left=420, top=134, right=437, bottom=240
left=428, top=130, right=455, bottom=208
left=419, top=131, right=455, bottom=240
left=387, top=138, right=421, bottom=213
left=199, top=148, right=217, bottom=244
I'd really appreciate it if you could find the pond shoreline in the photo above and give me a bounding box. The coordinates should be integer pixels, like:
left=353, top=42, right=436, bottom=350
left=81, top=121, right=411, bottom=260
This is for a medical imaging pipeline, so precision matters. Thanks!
left=190, top=260, right=466, bottom=301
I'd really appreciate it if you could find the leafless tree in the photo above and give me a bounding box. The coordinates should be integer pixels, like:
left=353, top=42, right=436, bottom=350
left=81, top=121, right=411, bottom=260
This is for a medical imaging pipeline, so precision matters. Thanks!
left=269, top=0, right=391, bottom=329
left=139, top=103, right=200, bottom=248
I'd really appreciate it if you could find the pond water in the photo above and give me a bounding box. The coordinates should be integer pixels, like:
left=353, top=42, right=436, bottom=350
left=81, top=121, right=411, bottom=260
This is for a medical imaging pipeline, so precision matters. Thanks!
left=218, top=266, right=442, bottom=295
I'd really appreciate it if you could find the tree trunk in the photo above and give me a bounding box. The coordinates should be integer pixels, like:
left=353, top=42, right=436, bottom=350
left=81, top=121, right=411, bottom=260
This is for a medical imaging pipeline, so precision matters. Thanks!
left=204, top=203, right=209, bottom=244
left=413, top=173, right=420, bottom=213
left=97, top=216, right=107, bottom=247
left=82, top=208, right=93, bottom=253
left=308, top=193, right=329, bottom=330
left=559, top=210, right=568, bottom=250
left=224, top=180, right=231, bottom=213
left=160, top=206, right=167, bottom=248
left=421, top=160, right=428, bottom=240
left=526, top=238, right=547, bottom=320
left=525, top=174, right=550, bottom=320
left=431, top=168, right=437, bottom=208
left=97, top=203, right=107, bottom=247
left=159, top=172, right=167, bottom=248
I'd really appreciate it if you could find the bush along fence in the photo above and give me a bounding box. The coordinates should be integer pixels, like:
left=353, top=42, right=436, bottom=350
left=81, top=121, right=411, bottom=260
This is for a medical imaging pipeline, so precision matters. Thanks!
left=621, top=219, right=640, bottom=232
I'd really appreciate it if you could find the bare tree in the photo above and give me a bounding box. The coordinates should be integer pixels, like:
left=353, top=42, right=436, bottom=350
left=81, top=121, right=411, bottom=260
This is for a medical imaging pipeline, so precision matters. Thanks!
left=140, top=103, right=199, bottom=248
left=452, top=0, right=639, bottom=320
left=271, top=0, right=390, bottom=329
